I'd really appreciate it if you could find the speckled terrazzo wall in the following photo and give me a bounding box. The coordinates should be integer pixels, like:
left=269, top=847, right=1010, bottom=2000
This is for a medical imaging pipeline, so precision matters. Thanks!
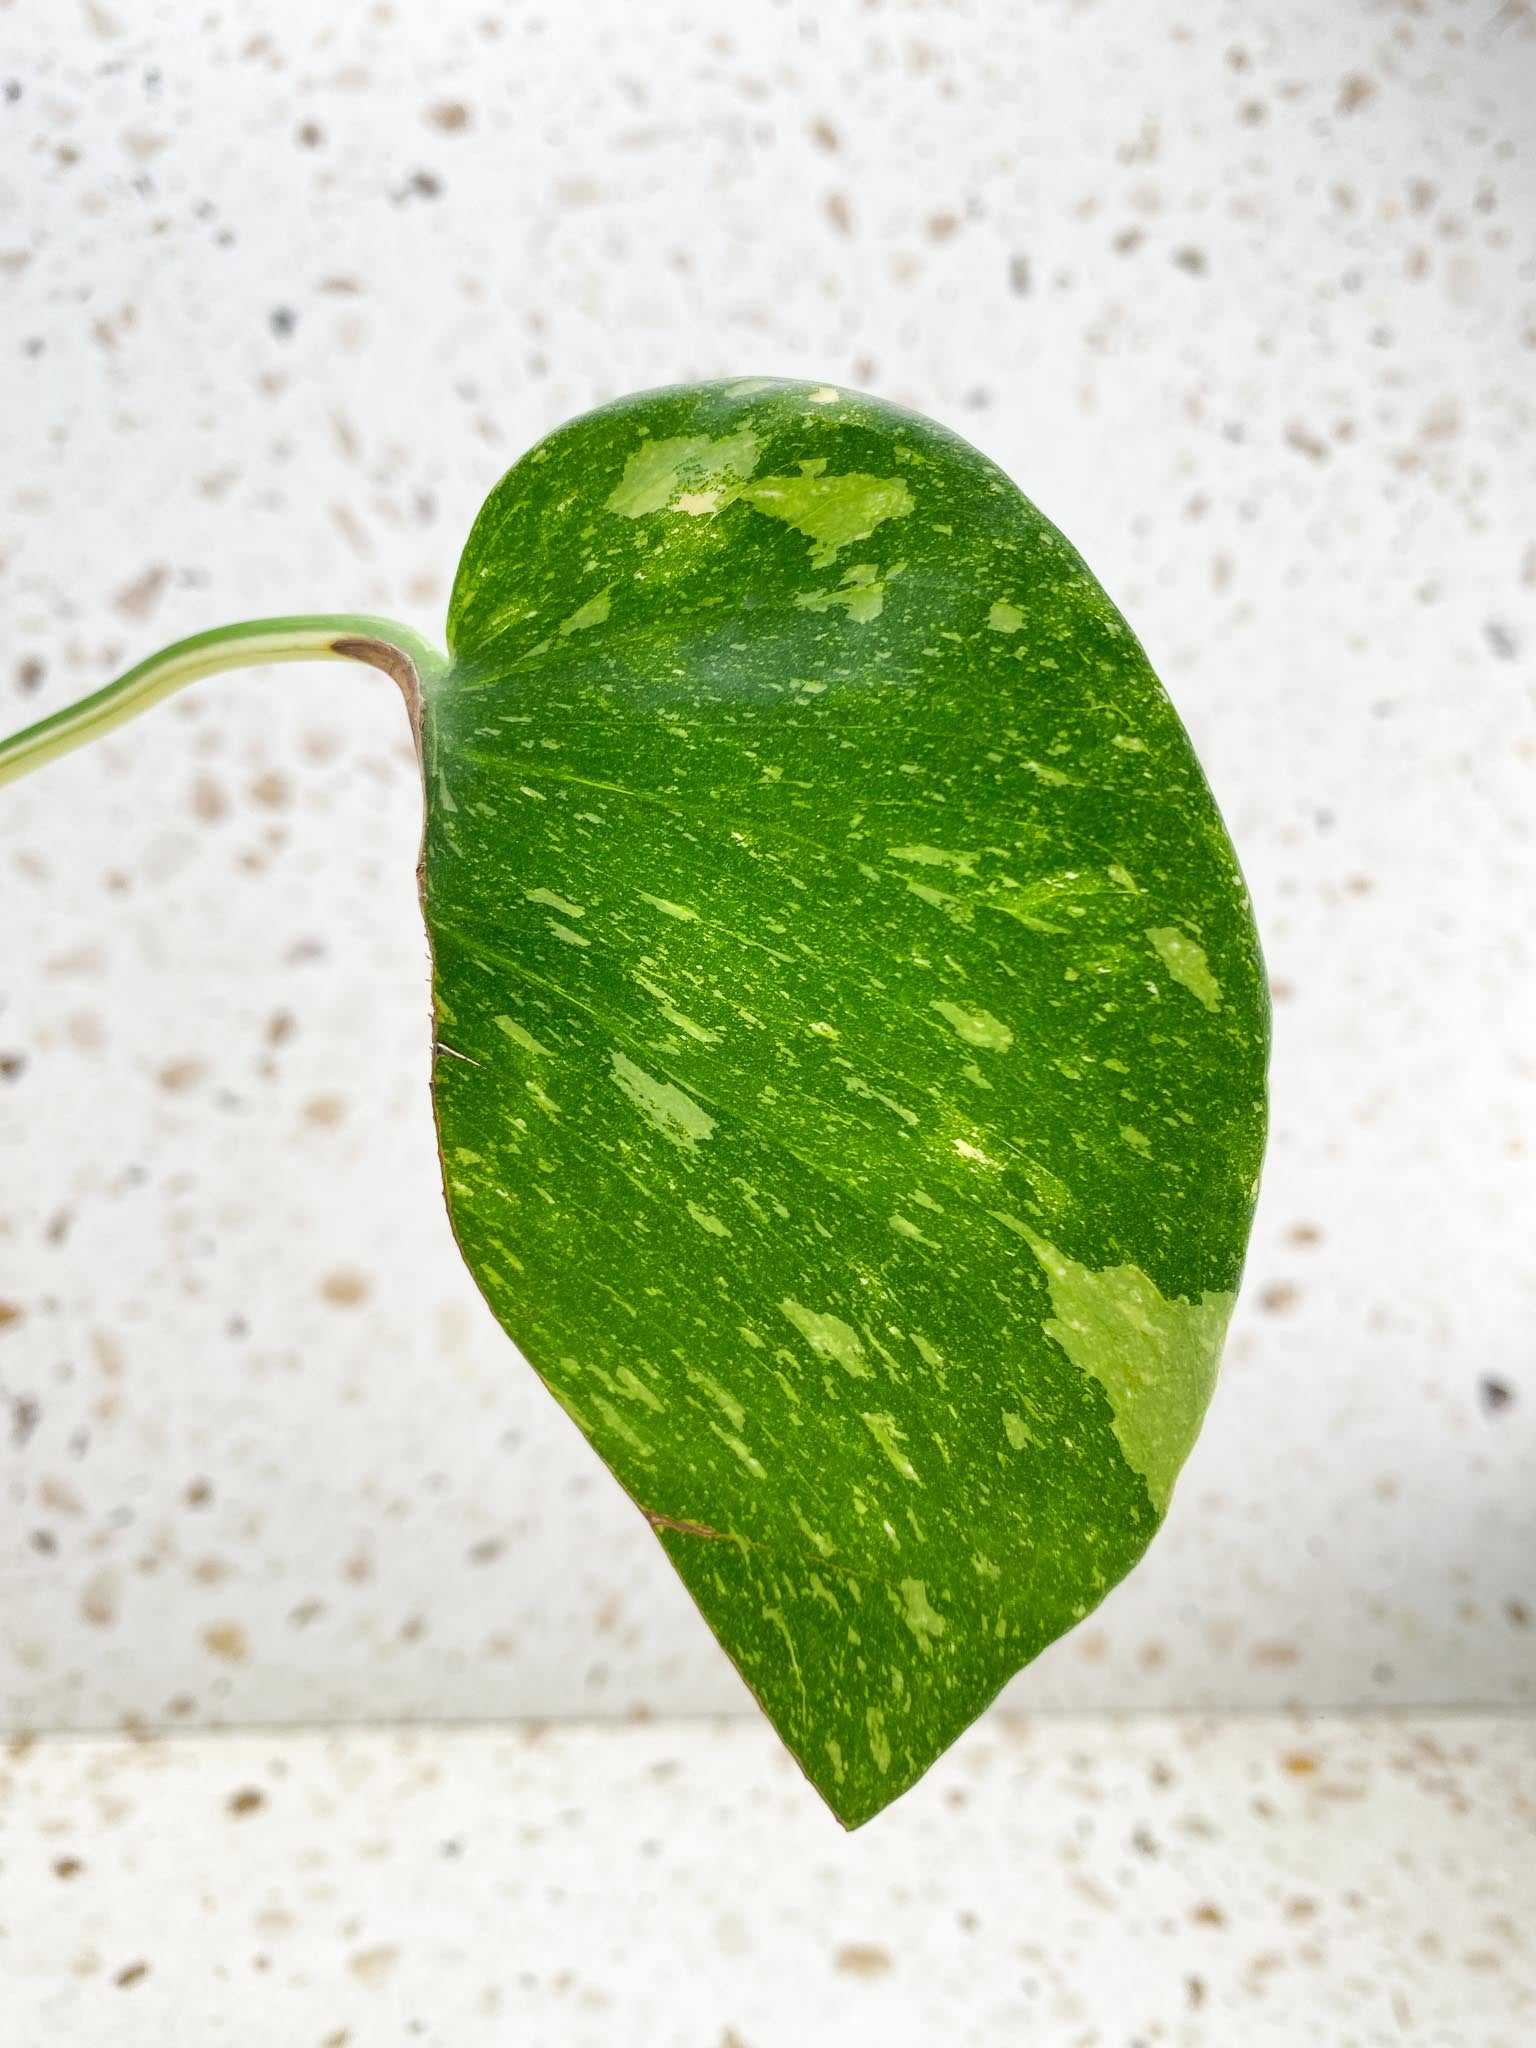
left=1, top=0, right=1533, bottom=1733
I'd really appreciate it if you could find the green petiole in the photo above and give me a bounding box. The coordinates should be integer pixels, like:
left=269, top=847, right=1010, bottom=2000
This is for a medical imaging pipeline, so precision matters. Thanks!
left=0, top=614, right=445, bottom=788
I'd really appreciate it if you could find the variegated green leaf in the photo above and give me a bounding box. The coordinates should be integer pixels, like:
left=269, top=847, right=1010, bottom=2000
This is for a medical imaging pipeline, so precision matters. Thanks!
left=419, top=378, right=1268, bottom=1826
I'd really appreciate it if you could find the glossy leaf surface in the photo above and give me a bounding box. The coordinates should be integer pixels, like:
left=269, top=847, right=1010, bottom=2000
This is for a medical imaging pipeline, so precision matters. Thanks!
left=419, top=379, right=1268, bottom=1825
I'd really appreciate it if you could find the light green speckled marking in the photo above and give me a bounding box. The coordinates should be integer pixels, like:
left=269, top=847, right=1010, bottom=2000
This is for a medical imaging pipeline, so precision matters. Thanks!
left=593, top=1397, right=651, bottom=1457
left=722, top=1433, right=767, bottom=1478
left=899, top=1579, right=946, bottom=1645
left=525, top=887, right=585, bottom=917
left=1146, top=926, right=1222, bottom=1011
left=932, top=1000, right=1013, bottom=1052
left=890, top=1213, right=938, bottom=1246
left=780, top=1299, right=871, bottom=1379
left=633, top=972, right=721, bottom=1045
left=609, top=1051, right=716, bottom=1150
left=558, top=591, right=611, bottom=636
left=988, top=600, right=1025, bottom=633
left=494, top=1016, right=551, bottom=1057
left=605, top=431, right=760, bottom=518
left=889, top=843, right=980, bottom=877
left=1002, top=1411, right=1035, bottom=1450
left=637, top=892, right=699, bottom=922
left=867, top=1708, right=892, bottom=1773
left=795, top=562, right=898, bottom=624
left=736, top=468, right=914, bottom=567
left=1019, top=1154, right=1076, bottom=1214
left=613, top=1365, right=662, bottom=1411
left=861, top=1410, right=922, bottom=1483
left=689, top=1367, right=744, bottom=1428
left=1024, top=1231, right=1234, bottom=1513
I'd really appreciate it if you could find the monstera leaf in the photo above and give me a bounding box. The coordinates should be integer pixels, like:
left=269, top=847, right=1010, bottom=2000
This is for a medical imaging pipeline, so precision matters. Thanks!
left=2, top=378, right=1268, bottom=1826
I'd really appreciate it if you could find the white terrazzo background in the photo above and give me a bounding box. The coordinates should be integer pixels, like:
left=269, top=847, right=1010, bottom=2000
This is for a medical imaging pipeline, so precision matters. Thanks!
left=0, top=0, right=1534, bottom=1746
left=1, top=1714, right=1533, bottom=2048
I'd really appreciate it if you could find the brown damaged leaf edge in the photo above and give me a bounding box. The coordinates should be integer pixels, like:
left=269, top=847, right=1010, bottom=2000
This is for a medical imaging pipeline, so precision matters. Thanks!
left=0, top=378, right=1269, bottom=1828
left=328, top=633, right=425, bottom=752
left=644, top=1511, right=732, bottom=1540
